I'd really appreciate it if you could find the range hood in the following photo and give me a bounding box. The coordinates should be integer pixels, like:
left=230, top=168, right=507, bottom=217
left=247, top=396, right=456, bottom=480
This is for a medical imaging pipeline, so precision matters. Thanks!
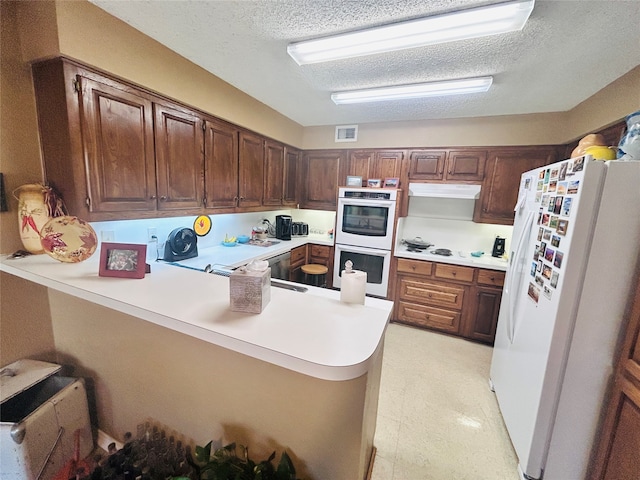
left=408, top=183, right=481, bottom=199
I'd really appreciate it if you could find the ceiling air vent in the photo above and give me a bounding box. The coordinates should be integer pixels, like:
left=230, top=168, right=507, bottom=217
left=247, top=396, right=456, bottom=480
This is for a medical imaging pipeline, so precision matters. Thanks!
left=335, top=125, right=358, bottom=143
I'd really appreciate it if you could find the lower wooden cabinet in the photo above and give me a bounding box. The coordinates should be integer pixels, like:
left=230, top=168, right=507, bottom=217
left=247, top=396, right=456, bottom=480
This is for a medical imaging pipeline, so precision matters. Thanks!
left=589, top=275, right=640, bottom=480
left=308, top=244, right=334, bottom=288
left=288, top=244, right=334, bottom=288
left=289, top=244, right=307, bottom=283
left=394, top=258, right=504, bottom=344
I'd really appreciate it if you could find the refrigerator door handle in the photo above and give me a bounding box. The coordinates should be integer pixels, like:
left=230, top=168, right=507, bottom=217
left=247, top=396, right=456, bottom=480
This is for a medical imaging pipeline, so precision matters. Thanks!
left=507, top=210, right=535, bottom=342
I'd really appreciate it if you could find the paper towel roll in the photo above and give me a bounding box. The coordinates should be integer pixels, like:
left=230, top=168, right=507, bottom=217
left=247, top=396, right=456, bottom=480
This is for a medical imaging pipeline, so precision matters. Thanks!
left=340, top=269, right=367, bottom=304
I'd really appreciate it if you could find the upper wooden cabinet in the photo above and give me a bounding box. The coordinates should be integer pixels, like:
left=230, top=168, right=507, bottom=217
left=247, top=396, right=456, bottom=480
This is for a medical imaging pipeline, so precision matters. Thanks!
left=32, top=58, right=161, bottom=220
left=409, top=149, right=486, bottom=182
left=301, top=150, right=346, bottom=210
left=78, top=75, right=158, bottom=214
left=283, top=147, right=300, bottom=207
left=263, top=141, right=300, bottom=207
left=203, top=116, right=239, bottom=209
left=263, top=140, right=285, bottom=206
left=473, top=147, right=557, bottom=225
left=346, top=150, right=404, bottom=185
left=238, top=131, right=264, bottom=208
left=154, top=101, right=204, bottom=210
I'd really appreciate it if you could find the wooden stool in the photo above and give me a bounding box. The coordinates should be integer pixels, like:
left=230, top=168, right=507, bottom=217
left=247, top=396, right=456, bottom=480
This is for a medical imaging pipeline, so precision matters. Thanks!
left=301, top=264, right=328, bottom=288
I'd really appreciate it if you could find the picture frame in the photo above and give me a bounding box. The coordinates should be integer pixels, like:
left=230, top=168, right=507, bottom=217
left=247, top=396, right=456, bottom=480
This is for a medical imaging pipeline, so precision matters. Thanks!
left=99, top=242, right=147, bottom=279
left=383, top=177, right=399, bottom=188
left=346, top=175, right=363, bottom=187
left=367, top=178, right=382, bottom=188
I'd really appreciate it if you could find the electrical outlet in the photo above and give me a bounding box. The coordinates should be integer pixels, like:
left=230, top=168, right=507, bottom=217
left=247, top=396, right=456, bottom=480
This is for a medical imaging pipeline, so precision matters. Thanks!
left=147, top=227, right=157, bottom=243
left=101, top=231, right=115, bottom=242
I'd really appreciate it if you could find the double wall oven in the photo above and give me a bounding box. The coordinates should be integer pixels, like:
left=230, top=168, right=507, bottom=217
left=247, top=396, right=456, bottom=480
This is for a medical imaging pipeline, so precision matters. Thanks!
left=333, top=187, right=397, bottom=297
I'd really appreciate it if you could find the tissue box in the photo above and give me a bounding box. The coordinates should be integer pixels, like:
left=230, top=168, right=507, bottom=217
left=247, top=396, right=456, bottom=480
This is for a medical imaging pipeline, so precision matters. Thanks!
left=230, top=266, right=271, bottom=313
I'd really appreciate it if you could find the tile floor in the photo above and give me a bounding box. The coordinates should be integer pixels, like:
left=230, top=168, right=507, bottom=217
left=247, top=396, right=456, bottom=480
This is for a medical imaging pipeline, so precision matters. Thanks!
left=370, top=323, right=519, bottom=480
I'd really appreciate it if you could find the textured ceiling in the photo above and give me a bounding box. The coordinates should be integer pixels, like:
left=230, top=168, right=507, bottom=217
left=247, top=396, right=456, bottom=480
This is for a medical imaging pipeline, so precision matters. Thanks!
left=89, top=0, right=640, bottom=127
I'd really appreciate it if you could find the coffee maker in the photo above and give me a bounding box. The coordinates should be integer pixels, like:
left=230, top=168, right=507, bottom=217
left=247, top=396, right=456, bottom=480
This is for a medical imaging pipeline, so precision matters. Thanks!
left=492, top=236, right=506, bottom=258
left=275, top=215, right=292, bottom=240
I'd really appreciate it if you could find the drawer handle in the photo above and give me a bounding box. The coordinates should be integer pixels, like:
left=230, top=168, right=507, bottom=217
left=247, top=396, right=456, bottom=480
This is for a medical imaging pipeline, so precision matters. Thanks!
left=452, top=271, right=457, bottom=276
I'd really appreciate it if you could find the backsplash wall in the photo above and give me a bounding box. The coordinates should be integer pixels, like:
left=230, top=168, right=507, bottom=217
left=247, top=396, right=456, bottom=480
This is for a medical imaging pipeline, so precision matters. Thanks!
left=398, top=197, right=513, bottom=255
left=90, top=209, right=336, bottom=260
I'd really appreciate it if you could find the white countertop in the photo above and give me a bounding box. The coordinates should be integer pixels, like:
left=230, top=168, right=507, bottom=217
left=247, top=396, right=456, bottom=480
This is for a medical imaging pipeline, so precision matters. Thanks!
left=171, top=234, right=333, bottom=271
left=394, top=243, right=509, bottom=271
left=1, top=240, right=391, bottom=382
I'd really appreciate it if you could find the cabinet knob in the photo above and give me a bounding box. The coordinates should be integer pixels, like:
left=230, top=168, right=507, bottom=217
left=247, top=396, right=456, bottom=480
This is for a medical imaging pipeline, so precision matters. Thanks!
left=150, top=195, right=157, bottom=200
left=160, top=196, right=167, bottom=201
left=452, top=271, right=457, bottom=276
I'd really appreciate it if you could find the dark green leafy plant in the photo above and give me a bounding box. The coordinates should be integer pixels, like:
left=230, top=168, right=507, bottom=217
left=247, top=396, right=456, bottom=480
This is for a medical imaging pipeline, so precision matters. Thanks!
left=183, top=441, right=300, bottom=480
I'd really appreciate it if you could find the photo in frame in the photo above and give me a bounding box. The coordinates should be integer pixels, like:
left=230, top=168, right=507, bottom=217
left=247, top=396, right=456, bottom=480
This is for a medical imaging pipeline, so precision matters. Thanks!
left=383, top=177, right=399, bottom=188
left=367, top=178, right=382, bottom=188
left=346, top=175, right=363, bottom=187
left=99, top=242, right=147, bottom=279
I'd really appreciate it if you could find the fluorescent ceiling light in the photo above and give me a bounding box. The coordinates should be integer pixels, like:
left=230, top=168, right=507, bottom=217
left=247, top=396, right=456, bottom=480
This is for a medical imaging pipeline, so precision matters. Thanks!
left=287, top=0, right=535, bottom=65
left=331, top=77, right=493, bottom=104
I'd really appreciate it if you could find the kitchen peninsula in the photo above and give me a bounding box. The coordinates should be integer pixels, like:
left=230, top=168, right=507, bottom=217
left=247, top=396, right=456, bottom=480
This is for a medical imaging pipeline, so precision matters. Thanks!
left=0, top=254, right=392, bottom=480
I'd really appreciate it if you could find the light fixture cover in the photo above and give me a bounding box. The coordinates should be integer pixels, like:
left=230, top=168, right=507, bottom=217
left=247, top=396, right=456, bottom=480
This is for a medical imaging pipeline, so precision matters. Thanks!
left=331, top=77, right=493, bottom=104
left=287, top=0, right=535, bottom=65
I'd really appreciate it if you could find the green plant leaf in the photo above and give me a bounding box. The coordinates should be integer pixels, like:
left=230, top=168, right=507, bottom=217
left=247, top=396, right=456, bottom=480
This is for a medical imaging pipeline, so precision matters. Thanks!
left=276, top=451, right=296, bottom=480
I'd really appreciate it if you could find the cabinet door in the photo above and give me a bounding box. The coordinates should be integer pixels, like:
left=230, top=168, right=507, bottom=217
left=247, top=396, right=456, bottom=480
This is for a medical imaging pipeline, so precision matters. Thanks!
left=78, top=76, right=156, bottom=213
left=372, top=151, right=404, bottom=181
left=465, top=286, right=502, bottom=344
left=408, top=150, right=446, bottom=180
left=238, top=131, right=264, bottom=207
left=347, top=151, right=373, bottom=182
left=289, top=245, right=308, bottom=282
left=301, top=150, right=345, bottom=210
left=263, top=140, right=285, bottom=206
left=590, top=279, right=640, bottom=480
left=283, top=147, right=300, bottom=207
left=474, top=147, right=556, bottom=225
left=154, top=103, right=203, bottom=210
left=204, top=117, right=238, bottom=209
left=445, top=150, right=486, bottom=182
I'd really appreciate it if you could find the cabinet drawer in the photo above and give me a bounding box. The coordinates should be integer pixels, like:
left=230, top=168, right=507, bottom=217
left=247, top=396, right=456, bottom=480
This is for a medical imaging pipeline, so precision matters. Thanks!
left=397, top=258, right=432, bottom=276
left=434, top=263, right=474, bottom=283
left=399, top=278, right=465, bottom=310
left=477, top=269, right=505, bottom=287
left=310, top=244, right=330, bottom=259
left=397, top=301, right=461, bottom=334
left=290, top=246, right=307, bottom=265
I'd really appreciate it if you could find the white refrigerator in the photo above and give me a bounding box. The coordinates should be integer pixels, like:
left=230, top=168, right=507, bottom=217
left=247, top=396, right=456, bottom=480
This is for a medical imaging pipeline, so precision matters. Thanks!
left=490, top=157, right=640, bottom=480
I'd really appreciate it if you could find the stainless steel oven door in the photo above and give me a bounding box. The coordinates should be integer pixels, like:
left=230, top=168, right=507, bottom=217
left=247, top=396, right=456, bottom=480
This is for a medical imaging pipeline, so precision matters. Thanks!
left=336, top=197, right=396, bottom=250
left=333, top=244, right=391, bottom=298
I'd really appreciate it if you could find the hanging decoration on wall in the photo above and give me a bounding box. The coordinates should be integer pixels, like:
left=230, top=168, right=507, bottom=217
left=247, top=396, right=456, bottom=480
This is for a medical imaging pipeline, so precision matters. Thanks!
left=193, top=215, right=212, bottom=236
left=13, top=183, right=67, bottom=254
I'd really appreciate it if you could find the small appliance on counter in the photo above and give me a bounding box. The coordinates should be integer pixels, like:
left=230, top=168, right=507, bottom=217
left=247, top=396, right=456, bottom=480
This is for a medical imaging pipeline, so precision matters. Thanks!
left=275, top=215, right=292, bottom=240
left=492, top=236, right=506, bottom=257
left=162, top=227, right=198, bottom=261
left=292, top=222, right=309, bottom=237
